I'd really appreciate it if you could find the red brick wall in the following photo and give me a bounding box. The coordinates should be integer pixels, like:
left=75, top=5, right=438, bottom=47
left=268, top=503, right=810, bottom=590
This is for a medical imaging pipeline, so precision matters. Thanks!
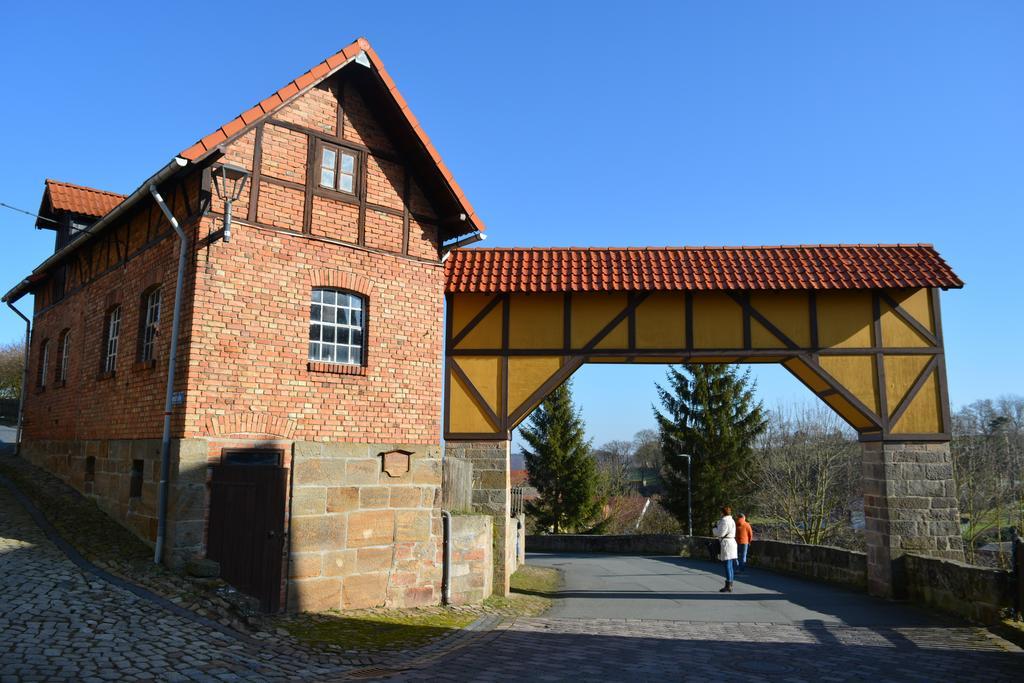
left=23, top=200, right=197, bottom=442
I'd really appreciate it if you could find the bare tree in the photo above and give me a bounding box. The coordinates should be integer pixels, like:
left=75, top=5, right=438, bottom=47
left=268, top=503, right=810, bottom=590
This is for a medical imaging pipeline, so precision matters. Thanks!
left=750, top=405, right=860, bottom=546
left=951, top=396, right=1024, bottom=567
left=0, top=340, right=25, bottom=401
left=593, top=439, right=635, bottom=495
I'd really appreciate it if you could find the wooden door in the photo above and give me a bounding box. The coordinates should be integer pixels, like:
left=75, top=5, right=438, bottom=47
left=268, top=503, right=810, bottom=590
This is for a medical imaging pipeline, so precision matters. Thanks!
left=207, top=460, right=287, bottom=612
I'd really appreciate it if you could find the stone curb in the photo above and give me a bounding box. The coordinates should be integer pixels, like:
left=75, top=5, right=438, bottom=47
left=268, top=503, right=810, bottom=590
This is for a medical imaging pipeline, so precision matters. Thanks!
left=0, top=471, right=256, bottom=646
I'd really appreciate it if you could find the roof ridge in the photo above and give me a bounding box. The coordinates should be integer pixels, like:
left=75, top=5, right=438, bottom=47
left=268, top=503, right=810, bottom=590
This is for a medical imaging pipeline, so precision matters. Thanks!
left=45, top=179, right=126, bottom=199
left=450, top=244, right=937, bottom=252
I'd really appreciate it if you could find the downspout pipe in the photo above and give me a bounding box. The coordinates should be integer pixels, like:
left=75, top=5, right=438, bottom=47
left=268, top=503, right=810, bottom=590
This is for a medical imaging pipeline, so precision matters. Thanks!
left=6, top=301, right=30, bottom=455
left=441, top=509, right=453, bottom=605
left=149, top=183, right=189, bottom=566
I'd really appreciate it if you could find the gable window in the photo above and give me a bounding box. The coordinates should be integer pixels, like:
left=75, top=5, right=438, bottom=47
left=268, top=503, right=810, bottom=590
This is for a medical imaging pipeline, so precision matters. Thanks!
left=57, top=330, right=71, bottom=384
left=102, top=306, right=121, bottom=374
left=139, top=288, right=161, bottom=362
left=319, top=145, right=357, bottom=195
left=37, top=340, right=50, bottom=388
left=309, top=288, right=364, bottom=365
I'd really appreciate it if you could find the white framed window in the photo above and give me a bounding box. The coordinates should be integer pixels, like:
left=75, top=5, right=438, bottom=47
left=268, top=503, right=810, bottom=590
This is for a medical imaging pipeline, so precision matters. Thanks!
left=58, top=330, right=71, bottom=383
left=309, top=288, right=365, bottom=365
left=38, top=340, right=50, bottom=387
left=318, top=145, right=357, bottom=195
left=140, top=288, right=161, bottom=362
left=103, top=306, right=121, bottom=374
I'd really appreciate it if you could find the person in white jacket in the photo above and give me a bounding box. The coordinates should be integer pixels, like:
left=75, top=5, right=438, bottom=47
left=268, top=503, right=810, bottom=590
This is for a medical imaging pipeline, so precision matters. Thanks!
left=713, top=506, right=738, bottom=593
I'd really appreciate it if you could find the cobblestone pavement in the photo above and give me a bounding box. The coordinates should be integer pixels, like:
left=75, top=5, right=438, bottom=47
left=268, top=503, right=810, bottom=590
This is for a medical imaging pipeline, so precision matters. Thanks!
left=0, top=482, right=351, bottom=682
left=391, top=615, right=1021, bottom=682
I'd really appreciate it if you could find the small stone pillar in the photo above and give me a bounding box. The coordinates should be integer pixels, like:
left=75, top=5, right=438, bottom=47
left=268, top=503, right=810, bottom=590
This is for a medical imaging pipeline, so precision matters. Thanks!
left=444, top=439, right=513, bottom=597
left=862, top=440, right=964, bottom=598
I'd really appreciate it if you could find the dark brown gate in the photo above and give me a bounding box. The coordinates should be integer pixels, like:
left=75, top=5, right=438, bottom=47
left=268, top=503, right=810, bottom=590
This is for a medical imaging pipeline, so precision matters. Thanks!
left=207, top=451, right=287, bottom=612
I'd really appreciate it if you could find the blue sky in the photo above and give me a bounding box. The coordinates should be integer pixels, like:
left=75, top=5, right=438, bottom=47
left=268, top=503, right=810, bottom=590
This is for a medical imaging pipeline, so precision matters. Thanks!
left=1, top=2, right=1021, bottom=447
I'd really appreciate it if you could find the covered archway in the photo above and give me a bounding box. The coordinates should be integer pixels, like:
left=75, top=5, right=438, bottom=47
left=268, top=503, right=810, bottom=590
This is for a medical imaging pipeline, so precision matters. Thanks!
left=443, top=244, right=964, bottom=598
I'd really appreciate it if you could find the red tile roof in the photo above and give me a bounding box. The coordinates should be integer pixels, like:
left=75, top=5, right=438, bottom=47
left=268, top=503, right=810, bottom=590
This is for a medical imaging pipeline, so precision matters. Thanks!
left=179, top=37, right=484, bottom=234
left=444, top=245, right=963, bottom=293
left=43, top=179, right=125, bottom=220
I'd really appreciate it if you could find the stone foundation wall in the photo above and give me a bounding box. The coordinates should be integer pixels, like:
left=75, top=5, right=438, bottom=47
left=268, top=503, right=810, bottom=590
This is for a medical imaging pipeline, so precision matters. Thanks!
left=19, top=438, right=203, bottom=567
left=449, top=514, right=492, bottom=605
left=903, top=553, right=1013, bottom=624
left=286, top=441, right=442, bottom=612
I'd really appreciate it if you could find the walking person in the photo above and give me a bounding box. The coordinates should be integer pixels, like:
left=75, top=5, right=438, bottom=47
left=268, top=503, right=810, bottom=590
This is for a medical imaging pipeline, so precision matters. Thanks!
left=713, top=505, right=738, bottom=592
left=735, top=513, right=753, bottom=573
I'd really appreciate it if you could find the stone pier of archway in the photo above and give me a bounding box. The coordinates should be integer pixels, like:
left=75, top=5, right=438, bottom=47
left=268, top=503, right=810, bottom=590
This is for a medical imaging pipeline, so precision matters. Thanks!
left=862, top=440, right=964, bottom=598
left=445, top=439, right=516, bottom=596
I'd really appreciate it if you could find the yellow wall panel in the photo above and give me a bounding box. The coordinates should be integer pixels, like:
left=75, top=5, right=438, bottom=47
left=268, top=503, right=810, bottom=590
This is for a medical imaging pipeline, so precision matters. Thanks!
left=448, top=371, right=497, bottom=433
left=454, top=356, right=502, bottom=414
left=783, top=358, right=831, bottom=393
left=509, top=294, right=564, bottom=349
left=508, top=356, right=564, bottom=418
left=891, top=371, right=942, bottom=434
left=884, top=355, right=931, bottom=418
left=750, top=292, right=810, bottom=348
left=881, top=302, right=931, bottom=348
left=889, top=288, right=934, bottom=334
left=451, top=293, right=495, bottom=339
left=571, top=294, right=628, bottom=349
left=692, top=293, right=743, bottom=349
left=822, top=393, right=874, bottom=430
left=819, top=355, right=880, bottom=416
left=817, top=292, right=873, bottom=348
left=455, top=304, right=502, bottom=349
left=635, top=292, right=685, bottom=349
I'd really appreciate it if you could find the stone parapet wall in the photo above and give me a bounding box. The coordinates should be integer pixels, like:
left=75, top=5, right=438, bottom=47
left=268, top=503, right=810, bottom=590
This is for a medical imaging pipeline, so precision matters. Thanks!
left=751, top=540, right=867, bottom=591
left=449, top=514, right=492, bottom=605
left=902, top=553, right=1013, bottom=624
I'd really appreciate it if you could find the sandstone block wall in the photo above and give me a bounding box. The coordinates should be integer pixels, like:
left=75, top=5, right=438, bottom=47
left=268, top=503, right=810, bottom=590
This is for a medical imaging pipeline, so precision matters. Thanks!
left=286, top=441, right=442, bottom=612
left=444, top=440, right=512, bottom=596
left=449, top=514, right=493, bottom=605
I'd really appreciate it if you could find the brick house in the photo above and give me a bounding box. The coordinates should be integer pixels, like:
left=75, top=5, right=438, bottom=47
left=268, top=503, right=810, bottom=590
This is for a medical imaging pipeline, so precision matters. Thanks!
left=3, top=37, right=485, bottom=612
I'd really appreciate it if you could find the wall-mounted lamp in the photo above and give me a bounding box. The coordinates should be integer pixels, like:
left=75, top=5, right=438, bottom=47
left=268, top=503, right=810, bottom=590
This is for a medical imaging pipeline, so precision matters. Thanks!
left=210, top=163, right=250, bottom=243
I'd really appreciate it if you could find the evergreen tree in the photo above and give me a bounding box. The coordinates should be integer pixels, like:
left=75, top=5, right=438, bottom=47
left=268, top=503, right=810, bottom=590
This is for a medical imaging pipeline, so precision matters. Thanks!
left=521, top=380, right=603, bottom=533
left=653, top=364, right=766, bottom=534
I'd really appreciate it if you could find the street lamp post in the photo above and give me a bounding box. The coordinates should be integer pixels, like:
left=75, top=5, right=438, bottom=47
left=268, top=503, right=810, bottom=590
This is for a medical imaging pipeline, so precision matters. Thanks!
left=669, top=453, right=693, bottom=537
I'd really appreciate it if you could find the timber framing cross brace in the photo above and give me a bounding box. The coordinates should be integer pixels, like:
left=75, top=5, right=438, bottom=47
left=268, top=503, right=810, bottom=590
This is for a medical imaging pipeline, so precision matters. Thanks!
left=444, top=287, right=952, bottom=443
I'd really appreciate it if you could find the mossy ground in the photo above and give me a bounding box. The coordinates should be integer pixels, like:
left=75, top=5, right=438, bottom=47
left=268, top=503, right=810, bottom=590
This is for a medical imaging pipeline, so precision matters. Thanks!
left=281, top=564, right=562, bottom=652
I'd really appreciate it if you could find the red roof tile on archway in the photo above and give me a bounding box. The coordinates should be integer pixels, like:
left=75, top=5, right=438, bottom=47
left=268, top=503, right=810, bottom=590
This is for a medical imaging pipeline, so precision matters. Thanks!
left=444, top=245, right=963, bottom=293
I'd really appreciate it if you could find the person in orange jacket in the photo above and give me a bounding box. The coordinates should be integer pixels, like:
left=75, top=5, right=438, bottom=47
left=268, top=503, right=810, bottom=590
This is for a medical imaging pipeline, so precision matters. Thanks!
left=735, top=513, right=754, bottom=572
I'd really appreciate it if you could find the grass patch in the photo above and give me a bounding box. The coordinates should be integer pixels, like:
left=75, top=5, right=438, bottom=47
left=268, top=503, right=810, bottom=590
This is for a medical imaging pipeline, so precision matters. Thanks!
left=483, top=564, right=561, bottom=616
left=280, top=607, right=478, bottom=652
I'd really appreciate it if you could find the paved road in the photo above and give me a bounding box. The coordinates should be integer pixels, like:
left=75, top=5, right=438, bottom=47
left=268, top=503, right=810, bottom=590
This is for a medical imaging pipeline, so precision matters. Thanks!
left=395, top=553, right=1022, bottom=682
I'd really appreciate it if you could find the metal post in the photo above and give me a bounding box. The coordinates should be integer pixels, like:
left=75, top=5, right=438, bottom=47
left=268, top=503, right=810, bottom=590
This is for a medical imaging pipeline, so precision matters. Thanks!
left=149, top=184, right=188, bottom=566
left=6, top=301, right=30, bottom=455
left=686, top=454, right=693, bottom=538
